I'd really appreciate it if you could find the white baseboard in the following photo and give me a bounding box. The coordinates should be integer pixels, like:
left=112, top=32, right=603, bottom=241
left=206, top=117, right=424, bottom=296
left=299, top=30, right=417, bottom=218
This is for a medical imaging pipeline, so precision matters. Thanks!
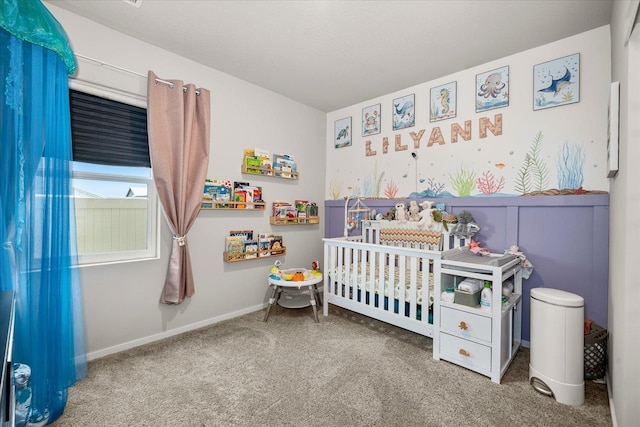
left=86, top=303, right=266, bottom=361
left=606, top=371, right=617, bottom=427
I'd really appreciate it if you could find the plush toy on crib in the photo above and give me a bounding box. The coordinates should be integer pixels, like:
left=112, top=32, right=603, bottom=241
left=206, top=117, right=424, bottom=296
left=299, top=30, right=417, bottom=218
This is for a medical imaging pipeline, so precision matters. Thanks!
left=394, top=202, right=408, bottom=223
left=417, top=200, right=435, bottom=229
left=407, top=200, right=421, bottom=222
left=451, top=210, right=480, bottom=240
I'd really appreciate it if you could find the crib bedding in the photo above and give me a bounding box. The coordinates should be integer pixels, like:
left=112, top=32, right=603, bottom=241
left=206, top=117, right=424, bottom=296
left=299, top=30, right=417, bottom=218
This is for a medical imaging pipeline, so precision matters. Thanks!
left=328, top=262, right=435, bottom=306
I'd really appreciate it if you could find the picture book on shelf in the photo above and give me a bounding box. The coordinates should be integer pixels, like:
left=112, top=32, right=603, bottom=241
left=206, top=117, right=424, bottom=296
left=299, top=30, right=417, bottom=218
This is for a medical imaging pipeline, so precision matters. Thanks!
left=269, top=235, right=284, bottom=254
left=225, top=236, right=244, bottom=254
left=230, top=230, right=253, bottom=241
left=272, top=153, right=296, bottom=178
left=243, top=240, right=258, bottom=258
left=258, top=232, right=274, bottom=256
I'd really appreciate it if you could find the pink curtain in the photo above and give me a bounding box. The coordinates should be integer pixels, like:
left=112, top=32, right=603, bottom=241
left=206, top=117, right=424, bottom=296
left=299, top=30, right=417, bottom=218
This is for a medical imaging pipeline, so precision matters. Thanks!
left=147, top=71, right=210, bottom=304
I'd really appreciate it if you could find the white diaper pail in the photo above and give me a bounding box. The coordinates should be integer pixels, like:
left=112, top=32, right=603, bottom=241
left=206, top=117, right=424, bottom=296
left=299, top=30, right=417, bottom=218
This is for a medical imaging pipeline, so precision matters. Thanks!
left=529, top=288, right=584, bottom=406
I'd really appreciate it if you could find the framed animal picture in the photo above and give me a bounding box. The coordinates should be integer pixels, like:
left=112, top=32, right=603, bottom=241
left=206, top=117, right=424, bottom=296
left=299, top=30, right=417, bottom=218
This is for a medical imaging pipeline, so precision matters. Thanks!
left=334, top=117, right=351, bottom=148
left=362, top=103, right=381, bottom=136
left=392, top=94, right=415, bottom=131
left=476, top=66, right=509, bottom=113
left=533, top=53, right=580, bottom=111
left=430, top=82, right=456, bottom=122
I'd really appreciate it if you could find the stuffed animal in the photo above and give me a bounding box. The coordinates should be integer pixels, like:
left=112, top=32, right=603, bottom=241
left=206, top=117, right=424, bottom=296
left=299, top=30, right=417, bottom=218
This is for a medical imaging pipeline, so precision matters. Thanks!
left=417, top=200, right=434, bottom=229
left=407, top=200, right=420, bottom=222
left=451, top=209, right=480, bottom=240
left=394, top=202, right=408, bottom=223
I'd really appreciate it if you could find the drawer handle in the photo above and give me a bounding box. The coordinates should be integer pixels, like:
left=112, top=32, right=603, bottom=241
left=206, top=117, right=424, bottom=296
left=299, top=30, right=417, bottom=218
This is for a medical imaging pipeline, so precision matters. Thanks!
left=458, top=321, right=468, bottom=330
left=459, top=348, right=470, bottom=357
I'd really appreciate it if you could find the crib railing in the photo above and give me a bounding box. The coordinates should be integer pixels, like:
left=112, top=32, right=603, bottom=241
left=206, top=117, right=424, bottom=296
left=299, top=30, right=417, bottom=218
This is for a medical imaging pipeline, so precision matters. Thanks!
left=322, top=236, right=442, bottom=337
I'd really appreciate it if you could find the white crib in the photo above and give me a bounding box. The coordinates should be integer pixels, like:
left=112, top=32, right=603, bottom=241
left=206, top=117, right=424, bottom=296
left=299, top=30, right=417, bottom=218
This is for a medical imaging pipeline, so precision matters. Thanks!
left=322, top=220, right=466, bottom=338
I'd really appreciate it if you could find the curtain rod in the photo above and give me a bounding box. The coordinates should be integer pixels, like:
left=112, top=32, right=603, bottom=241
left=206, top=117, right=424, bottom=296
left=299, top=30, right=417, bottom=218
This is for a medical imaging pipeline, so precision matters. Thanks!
left=75, top=53, right=200, bottom=95
left=75, top=53, right=147, bottom=78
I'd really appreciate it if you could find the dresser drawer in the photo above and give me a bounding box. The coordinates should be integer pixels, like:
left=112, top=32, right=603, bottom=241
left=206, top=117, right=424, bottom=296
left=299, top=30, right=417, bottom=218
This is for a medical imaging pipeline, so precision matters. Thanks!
left=439, top=332, right=492, bottom=372
left=440, top=306, right=492, bottom=343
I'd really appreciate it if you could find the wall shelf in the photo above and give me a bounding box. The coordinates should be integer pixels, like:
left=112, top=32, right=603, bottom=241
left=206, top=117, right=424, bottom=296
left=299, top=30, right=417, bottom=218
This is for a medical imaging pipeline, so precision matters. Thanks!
left=223, top=248, right=286, bottom=263
left=270, top=216, right=319, bottom=225
left=201, top=200, right=266, bottom=210
left=241, top=164, right=299, bottom=180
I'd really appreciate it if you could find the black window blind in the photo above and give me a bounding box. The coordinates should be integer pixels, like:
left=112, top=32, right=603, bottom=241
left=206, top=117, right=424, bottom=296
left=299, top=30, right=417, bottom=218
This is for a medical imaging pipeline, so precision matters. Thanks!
left=69, top=89, right=150, bottom=168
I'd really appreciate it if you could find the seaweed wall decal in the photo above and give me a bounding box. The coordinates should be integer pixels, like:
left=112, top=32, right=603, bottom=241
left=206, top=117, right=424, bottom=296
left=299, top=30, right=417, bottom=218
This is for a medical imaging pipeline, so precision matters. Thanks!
left=372, top=162, right=385, bottom=197
left=514, top=153, right=532, bottom=195
left=329, top=179, right=343, bottom=199
left=449, top=165, right=476, bottom=197
left=529, top=131, right=550, bottom=191
left=557, top=140, right=585, bottom=189
left=363, top=178, right=372, bottom=197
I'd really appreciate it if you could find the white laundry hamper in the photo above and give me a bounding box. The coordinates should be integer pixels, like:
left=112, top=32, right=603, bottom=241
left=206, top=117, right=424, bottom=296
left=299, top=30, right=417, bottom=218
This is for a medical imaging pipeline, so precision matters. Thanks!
left=529, top=288, right=584, bottom=406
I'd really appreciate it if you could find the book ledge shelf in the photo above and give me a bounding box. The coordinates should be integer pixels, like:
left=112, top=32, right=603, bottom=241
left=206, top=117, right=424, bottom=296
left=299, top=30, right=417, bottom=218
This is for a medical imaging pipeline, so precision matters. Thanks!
left=201, top=200, right=266, bottom=210
left=223, top=248, right=286, bottom=263
left=241, top=164, right=299, bottom=180
left=270, top=216, right=320, bottom=225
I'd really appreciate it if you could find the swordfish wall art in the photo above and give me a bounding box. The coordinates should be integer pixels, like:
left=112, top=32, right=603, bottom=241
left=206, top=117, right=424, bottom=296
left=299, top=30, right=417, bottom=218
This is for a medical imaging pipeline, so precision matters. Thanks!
left=533, top=53, right=580, bottom=111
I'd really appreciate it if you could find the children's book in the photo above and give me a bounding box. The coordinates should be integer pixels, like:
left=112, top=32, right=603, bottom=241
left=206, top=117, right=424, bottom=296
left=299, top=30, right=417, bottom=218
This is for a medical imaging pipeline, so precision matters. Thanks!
left=230, top=230, right=253, bottom=241
left=258, top=232, right=273, bottom=257
left=225, top=236, right=244, bottom=254
left=243, top=240, right=258, bottom=259
left=269, top=235, right=284, bottom=254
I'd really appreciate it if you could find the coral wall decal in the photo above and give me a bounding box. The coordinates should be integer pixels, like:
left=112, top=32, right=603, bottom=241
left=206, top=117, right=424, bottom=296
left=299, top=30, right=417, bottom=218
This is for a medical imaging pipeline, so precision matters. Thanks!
left=426, top=178, right=446, bottom=197
left=477, top=170, right=506, bottom=194
left=384, top=180, right=399, bottom=199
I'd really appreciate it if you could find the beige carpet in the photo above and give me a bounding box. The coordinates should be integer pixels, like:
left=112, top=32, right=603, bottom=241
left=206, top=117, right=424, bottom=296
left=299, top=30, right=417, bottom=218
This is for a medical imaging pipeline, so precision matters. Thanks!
left=51, top=305, right=611, bottom=427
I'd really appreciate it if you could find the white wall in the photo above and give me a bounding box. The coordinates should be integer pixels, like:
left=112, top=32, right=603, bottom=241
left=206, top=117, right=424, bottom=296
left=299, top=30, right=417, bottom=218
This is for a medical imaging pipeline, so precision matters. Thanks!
left=609, top=2, right=640, bottom=425
left=326, top=27, right=611, bottom=200
left=46, top=4, right=326, bottom=359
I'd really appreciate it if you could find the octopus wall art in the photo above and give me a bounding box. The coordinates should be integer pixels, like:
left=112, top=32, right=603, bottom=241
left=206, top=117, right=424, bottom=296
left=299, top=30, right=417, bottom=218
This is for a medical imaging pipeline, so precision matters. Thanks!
left=476, top=65, right=509, bottom=112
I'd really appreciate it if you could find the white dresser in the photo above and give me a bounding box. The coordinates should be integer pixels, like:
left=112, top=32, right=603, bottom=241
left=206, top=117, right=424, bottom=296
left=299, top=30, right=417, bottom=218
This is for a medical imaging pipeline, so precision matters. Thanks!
left=433, top=251, right=523, bottom=384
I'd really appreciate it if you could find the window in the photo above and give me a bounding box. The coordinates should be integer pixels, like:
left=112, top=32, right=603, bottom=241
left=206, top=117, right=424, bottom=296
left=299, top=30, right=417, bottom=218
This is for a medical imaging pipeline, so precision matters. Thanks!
left=69, top=86, right=159, bottom=265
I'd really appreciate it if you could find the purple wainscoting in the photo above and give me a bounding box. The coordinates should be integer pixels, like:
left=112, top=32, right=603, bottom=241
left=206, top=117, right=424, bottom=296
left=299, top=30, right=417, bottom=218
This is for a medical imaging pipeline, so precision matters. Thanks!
left=324, top=195, right=610, bottom=342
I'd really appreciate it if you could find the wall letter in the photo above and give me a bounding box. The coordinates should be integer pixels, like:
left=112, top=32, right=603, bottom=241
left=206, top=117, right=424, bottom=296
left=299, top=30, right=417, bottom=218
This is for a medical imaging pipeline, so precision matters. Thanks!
left=451, top=121, right=472, bottom=143
left=427, top=127, right=446, bottom=146
left=382, top=137, right=389, bottom=154
left=394, top=134, right=408, bottom=151
left=479, top=114, right=503, bottom=138
left=410, top=129, right=425, bottom=149
left=365, top=140, right=377, bottom=156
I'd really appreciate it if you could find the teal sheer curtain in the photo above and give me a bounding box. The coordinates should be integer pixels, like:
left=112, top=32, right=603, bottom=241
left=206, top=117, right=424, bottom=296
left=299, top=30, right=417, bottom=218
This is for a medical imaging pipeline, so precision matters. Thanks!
left=1, top=0, right=86, bottom=424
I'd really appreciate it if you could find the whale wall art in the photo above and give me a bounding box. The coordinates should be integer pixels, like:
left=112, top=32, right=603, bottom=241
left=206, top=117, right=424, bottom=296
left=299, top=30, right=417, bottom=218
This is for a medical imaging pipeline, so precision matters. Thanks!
left=533, top=53, right=580, bottom=111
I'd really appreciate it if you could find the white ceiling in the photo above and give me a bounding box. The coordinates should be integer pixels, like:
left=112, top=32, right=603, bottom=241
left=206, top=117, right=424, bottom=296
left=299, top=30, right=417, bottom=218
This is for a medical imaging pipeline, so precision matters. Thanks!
left=45, top=0, right=612, bottom=112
